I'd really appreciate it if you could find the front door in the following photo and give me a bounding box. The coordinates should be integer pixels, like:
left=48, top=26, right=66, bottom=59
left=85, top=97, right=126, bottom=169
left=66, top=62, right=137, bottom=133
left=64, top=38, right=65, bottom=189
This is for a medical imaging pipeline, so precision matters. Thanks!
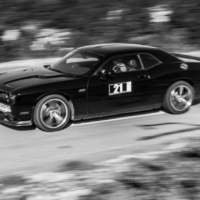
left=87, top=54, right=151, bottom=116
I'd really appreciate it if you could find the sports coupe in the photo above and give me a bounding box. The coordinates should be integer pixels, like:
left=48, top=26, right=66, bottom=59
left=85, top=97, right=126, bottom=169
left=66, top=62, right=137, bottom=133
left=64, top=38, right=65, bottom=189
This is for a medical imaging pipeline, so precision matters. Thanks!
left=0, top=43, right=199, bottom=131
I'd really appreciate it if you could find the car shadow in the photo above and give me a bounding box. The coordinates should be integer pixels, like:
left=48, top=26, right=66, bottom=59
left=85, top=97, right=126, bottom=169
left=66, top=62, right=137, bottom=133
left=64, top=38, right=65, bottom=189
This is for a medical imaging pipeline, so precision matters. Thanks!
left=137, top=122, right=200, bottom=141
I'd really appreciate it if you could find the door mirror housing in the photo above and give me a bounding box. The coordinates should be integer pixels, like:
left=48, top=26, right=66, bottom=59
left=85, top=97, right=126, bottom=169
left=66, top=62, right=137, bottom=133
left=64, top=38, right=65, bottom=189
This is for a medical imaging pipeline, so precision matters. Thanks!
left=99, top=69, right=107, bottom=80
left=98, top=69, right=115, bottom=80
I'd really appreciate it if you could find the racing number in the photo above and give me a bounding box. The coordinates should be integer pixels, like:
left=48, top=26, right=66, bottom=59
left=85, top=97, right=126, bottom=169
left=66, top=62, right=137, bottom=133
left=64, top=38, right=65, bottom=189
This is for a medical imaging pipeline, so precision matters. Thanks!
left=114, top=83, right=123, bottom=94
left=109, top=82, right=132, bottom=95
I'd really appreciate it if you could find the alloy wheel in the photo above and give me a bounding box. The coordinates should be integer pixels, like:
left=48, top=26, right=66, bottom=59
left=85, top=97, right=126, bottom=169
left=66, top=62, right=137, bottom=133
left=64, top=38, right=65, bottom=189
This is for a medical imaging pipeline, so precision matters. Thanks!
left=170, top=85, right=193, bottom=112
left=40, top=99, right=68, bottom=129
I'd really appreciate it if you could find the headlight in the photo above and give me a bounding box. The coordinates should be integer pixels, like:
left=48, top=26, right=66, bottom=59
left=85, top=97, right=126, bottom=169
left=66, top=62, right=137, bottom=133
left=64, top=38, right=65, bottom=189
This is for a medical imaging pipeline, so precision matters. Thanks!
left=0, top=103, right=11, bottom=112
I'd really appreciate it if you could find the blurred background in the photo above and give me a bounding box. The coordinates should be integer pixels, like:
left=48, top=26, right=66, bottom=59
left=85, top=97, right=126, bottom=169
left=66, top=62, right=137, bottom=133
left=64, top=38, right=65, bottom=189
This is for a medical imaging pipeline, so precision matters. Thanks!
left=0, top=0, right=199, bottom=62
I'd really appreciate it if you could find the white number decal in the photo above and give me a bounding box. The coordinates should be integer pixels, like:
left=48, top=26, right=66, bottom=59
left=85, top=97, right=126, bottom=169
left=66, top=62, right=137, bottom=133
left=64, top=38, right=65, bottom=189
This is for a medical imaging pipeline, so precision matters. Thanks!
left=109, top=82, right=132, bottom=96
left=113, top=83, right=123, bottom=94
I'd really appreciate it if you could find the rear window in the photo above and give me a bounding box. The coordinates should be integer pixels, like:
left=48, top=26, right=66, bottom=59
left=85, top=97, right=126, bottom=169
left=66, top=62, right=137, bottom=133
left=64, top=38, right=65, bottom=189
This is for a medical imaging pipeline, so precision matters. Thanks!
left=139, top=54, right=160, bottom=69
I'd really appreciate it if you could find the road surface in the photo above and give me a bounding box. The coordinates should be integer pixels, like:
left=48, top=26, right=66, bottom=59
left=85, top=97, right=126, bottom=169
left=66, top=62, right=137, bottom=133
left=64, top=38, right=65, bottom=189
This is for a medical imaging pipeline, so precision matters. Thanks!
left=0, top=104, right=200, bottom=176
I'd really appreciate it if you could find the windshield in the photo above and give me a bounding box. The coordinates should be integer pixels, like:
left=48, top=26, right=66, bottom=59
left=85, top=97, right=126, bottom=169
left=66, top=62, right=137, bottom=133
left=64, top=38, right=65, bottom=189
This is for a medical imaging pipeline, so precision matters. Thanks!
left=51, top=50, right=103, bottom=75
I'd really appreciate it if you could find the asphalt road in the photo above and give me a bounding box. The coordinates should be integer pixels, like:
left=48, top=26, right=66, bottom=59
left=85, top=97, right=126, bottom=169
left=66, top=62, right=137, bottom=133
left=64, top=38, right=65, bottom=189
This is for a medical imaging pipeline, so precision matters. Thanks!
left=1, top=105, right=200, bottom=176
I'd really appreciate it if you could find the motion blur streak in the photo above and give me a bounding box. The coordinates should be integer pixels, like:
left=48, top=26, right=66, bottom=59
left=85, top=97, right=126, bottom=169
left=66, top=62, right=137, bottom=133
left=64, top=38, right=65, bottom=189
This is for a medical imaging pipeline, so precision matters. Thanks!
left=0, top=0, right=199, bottom=63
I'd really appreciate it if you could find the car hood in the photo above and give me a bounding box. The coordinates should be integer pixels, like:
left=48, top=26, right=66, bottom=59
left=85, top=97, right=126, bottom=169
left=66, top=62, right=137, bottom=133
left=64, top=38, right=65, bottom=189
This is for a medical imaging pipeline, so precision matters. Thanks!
left=0, top=66, right=75, bottom=93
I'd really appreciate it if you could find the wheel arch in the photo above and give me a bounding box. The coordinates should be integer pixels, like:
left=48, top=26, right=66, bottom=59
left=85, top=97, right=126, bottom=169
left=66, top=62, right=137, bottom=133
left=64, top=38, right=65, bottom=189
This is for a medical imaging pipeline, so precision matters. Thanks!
left=171, top=78, right=194, bottom=87
left=31, top=92, right=75, bottom=124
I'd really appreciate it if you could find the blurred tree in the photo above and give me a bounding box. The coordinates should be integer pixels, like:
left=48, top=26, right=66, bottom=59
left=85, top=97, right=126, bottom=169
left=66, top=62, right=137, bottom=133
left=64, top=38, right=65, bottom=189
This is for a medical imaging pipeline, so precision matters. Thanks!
left=170, top=0, right=200, bottom=44
left=0, top=0, right=199, bottom=61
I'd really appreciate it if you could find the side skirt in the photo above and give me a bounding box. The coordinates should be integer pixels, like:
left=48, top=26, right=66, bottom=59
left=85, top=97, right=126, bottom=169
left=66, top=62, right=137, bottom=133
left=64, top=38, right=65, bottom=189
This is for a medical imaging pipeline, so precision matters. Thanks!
left=73, top=104, right=161, bottom=121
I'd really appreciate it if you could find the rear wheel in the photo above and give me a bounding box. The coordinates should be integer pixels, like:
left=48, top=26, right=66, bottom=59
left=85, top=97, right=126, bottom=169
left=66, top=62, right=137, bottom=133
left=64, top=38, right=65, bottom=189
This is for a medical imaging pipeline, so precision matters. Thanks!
left=163, top=81, right=194, bottom=114
left=34, top=94, right=71, bottom=132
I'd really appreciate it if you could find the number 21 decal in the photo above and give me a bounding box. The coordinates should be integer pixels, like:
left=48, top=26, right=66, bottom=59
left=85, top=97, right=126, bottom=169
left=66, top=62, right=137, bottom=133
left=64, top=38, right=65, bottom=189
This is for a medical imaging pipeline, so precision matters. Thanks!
left=109, top=82, right=132, bottom=96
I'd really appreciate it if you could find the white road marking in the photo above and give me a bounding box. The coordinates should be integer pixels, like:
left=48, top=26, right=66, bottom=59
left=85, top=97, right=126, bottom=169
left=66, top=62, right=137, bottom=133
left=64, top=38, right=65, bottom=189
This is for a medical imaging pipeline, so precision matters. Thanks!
left=72, top=111, right=165, bottom=127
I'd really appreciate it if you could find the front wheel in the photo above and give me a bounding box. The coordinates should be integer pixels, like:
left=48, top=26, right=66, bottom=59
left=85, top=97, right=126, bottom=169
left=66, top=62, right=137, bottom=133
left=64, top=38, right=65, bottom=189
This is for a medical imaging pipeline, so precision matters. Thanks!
left=33, top=94, right=71, bottom=132
left=163, top=81, right=194, bottom=114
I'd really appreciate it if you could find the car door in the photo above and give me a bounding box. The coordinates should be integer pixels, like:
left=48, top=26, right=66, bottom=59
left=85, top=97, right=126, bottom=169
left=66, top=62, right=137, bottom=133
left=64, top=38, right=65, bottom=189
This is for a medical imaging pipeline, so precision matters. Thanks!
left=87, top=54, right=151, bottom=117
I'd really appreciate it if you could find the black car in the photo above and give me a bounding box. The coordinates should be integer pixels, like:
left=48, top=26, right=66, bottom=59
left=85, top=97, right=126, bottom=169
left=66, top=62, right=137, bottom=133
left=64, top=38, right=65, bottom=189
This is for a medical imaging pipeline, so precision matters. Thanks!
left=0, top=43, right=199, bottom=132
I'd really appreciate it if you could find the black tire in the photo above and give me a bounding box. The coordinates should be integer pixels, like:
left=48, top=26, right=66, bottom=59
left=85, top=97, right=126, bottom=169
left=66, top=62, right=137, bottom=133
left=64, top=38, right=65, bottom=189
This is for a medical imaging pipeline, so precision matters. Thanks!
left=163, top=81, right=194, bottom=114
left=33, top=94, right=71, bottom=132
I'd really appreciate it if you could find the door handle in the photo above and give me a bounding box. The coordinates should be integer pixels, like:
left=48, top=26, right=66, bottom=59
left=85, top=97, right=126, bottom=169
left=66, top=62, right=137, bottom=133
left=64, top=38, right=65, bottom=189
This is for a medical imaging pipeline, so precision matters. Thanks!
left=138, top=74, right=151, bottom=79
left=138, top=74, right=147, bottom=79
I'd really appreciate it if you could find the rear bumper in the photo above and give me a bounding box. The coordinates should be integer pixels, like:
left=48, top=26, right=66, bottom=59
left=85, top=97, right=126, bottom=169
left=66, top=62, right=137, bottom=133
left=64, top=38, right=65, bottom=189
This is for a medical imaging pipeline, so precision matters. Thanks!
left=0, top=112, right=32, bottom=127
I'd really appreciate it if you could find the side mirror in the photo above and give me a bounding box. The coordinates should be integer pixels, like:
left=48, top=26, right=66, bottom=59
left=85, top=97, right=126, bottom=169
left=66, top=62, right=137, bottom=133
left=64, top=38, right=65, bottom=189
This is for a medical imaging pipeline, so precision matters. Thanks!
left=99, top=69, right=107, bottom=80
left=98, top=69, right=115, bottom=80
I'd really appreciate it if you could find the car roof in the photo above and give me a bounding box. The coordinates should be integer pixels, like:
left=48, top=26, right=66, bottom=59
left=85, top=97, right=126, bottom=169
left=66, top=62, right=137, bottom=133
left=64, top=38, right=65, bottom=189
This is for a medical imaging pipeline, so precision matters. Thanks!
left=78, top=43, right=157, bottom=56
left=77, top=43, right=179, bottom=63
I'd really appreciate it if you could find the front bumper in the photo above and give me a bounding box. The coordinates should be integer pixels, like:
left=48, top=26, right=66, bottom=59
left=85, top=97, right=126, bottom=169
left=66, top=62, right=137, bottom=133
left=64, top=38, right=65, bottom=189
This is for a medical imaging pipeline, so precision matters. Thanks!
left=0, top=112, right=32, bottom=127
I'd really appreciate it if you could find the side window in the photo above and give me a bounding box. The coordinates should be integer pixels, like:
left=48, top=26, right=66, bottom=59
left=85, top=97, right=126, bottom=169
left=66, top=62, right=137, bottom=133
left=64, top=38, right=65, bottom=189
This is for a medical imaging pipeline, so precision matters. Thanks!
left=98, top=55, right=142, bottom=74
left=139, top=54, right=160, bottom=69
